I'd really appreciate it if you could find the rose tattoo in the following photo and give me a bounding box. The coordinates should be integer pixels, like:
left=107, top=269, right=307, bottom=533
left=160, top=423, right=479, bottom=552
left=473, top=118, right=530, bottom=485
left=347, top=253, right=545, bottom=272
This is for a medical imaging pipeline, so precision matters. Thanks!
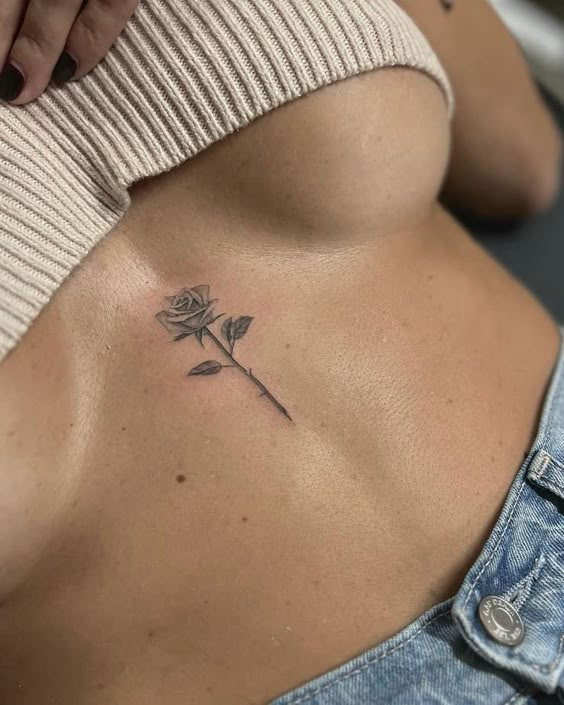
left=156, top=286, right=292, bottom=421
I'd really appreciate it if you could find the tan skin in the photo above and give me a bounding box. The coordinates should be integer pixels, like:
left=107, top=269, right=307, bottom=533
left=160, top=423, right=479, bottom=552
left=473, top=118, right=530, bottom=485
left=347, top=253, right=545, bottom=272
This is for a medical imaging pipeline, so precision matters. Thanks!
left=0, top=2, right=562, bottom=704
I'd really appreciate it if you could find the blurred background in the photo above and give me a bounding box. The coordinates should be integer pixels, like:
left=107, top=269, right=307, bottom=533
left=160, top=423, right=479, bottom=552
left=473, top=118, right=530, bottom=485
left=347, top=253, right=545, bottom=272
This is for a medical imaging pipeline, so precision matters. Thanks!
left=464, top=0, right=564, bottom=320
left=491, top=0, right=564, bottom=102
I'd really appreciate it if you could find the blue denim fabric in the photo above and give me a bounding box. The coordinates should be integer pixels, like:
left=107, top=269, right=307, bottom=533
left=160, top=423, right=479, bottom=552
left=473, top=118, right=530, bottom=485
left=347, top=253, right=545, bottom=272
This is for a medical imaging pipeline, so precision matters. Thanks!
left=272, top=326, right=564, bottom=705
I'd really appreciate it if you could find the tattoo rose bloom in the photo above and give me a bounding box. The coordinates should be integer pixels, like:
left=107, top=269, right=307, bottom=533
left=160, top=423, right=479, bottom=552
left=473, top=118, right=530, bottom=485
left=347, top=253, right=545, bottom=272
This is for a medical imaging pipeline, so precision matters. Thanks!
left=156, top=285, right=222, bottom=343
left=156, top=285, right=292, bottom=421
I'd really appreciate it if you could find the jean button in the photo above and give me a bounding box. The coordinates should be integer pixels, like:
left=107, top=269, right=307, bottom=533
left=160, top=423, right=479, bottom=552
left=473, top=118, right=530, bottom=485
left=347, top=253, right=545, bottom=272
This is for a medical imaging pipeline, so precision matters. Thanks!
left=478, top=596, right=525, bottom=646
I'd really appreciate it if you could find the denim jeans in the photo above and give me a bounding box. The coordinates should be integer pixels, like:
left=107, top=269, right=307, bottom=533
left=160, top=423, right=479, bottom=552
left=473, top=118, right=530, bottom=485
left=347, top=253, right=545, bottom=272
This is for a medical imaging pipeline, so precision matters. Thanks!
left=272, top=326, right=564, bottom=705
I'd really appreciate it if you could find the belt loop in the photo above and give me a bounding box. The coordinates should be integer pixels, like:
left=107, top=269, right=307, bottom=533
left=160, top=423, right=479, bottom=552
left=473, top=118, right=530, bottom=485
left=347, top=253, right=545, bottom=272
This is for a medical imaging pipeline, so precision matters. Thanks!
left=527, top=449, right=564, bottom=502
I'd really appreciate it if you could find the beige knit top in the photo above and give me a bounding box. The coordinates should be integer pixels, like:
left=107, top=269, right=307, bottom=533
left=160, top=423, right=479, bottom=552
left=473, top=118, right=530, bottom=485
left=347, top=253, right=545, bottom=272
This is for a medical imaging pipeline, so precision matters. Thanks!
left=0, top=0, right=453, bottom=363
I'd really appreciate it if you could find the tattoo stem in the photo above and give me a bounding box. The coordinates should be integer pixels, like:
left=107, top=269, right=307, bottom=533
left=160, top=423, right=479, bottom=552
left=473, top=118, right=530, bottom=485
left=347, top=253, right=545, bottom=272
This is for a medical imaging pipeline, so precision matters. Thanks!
left=203, top=328, right=293, bottom=422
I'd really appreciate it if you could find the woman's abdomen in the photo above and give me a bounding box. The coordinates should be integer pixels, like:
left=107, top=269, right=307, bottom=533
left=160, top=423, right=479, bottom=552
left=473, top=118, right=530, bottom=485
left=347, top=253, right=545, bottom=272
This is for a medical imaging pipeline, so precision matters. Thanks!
left=0, top=69, right=559, bottom=705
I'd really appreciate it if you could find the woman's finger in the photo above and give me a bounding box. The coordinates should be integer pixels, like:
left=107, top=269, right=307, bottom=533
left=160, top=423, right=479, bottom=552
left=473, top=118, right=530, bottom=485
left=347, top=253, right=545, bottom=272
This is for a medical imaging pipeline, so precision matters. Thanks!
left=0, top=1, right=28, bottom=101
left=58, top=0, right=139, bottom=82
left=0, top=0, right=84, bottom=104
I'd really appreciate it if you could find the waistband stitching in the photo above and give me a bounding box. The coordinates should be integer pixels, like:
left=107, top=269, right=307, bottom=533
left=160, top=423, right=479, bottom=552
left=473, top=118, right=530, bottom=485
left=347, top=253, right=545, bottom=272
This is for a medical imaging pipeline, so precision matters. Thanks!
left=285, top=605, right=452, bottom=704
left=517, top=631, right=564, bottom=674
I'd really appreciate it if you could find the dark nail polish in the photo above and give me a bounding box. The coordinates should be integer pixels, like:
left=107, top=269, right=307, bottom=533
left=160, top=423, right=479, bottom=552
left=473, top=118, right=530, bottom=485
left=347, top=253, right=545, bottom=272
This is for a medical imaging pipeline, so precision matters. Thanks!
left=0, top=64, right=24, bottom=102
left=52, top=52, right=77, bottom=85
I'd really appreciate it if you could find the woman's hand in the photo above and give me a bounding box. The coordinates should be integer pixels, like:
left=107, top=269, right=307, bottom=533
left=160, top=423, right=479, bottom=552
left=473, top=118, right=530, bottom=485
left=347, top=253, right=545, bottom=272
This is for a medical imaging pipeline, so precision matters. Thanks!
left=0, top=0, right=139, bottom=104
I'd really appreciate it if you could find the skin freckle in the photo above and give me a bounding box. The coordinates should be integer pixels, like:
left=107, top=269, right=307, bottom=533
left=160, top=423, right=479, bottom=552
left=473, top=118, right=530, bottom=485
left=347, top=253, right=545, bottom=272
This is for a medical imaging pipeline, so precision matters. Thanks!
left=176, top=474, right=186, bottom=483
left=242, top=516, right=248, bottom=522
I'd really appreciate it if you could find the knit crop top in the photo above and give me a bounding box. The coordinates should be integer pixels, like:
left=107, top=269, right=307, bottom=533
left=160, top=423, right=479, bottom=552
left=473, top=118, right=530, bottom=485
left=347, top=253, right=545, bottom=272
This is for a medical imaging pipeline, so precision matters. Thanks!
left=0, top=0, right=453, bottom=363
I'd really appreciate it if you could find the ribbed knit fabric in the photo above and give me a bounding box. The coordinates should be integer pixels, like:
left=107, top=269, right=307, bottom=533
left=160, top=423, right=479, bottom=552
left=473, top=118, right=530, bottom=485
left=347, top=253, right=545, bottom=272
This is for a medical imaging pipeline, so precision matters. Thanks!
left=0, top=0, right=453, bottom=363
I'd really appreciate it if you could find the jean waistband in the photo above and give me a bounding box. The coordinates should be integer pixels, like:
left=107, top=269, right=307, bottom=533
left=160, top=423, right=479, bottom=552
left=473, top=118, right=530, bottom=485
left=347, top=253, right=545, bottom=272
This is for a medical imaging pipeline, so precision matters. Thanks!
left=451, top=324, right=564, bottom=696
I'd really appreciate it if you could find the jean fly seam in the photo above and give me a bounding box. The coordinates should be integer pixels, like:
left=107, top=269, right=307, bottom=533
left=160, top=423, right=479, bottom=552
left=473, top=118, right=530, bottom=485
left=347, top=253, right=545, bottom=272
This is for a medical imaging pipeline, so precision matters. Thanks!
left=285, top=606, right=452, bottom=705
left=504, top=553, right=546, bottom=612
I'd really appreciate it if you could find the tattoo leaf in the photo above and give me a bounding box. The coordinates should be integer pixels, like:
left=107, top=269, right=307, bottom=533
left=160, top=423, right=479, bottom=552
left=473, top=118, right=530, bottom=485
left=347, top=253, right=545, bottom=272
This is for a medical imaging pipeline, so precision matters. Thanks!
left=195, top=329, right=205, bottom=347
left=188, top=360, right=223, bottom=376
left=174, top=332, right=193, bottom=342
left=221, top=317, right=233, bottom=344
left=231, top=316, right=253, bottom=341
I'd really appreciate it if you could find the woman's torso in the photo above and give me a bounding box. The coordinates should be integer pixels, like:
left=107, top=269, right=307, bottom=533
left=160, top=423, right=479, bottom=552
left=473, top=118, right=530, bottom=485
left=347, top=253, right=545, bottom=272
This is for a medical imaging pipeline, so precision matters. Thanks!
left=0, top=66, right=560, bottom=704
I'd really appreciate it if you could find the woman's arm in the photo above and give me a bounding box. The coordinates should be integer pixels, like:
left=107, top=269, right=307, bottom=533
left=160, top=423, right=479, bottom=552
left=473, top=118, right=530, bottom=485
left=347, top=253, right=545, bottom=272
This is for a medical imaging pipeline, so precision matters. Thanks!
left=395, top=0, right=562, bottom=218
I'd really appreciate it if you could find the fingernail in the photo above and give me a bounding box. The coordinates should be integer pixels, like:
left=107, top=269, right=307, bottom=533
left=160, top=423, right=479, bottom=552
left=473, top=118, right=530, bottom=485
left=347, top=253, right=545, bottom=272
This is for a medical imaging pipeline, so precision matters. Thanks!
left=0, top=64, right=24, bottom=102
left=52, top=52, right=77, bottom=85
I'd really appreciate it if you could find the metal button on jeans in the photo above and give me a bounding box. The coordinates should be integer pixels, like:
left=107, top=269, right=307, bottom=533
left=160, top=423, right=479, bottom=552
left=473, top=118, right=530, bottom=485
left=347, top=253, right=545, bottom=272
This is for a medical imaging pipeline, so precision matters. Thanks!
left=478, top=596, right=525, bottom=646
